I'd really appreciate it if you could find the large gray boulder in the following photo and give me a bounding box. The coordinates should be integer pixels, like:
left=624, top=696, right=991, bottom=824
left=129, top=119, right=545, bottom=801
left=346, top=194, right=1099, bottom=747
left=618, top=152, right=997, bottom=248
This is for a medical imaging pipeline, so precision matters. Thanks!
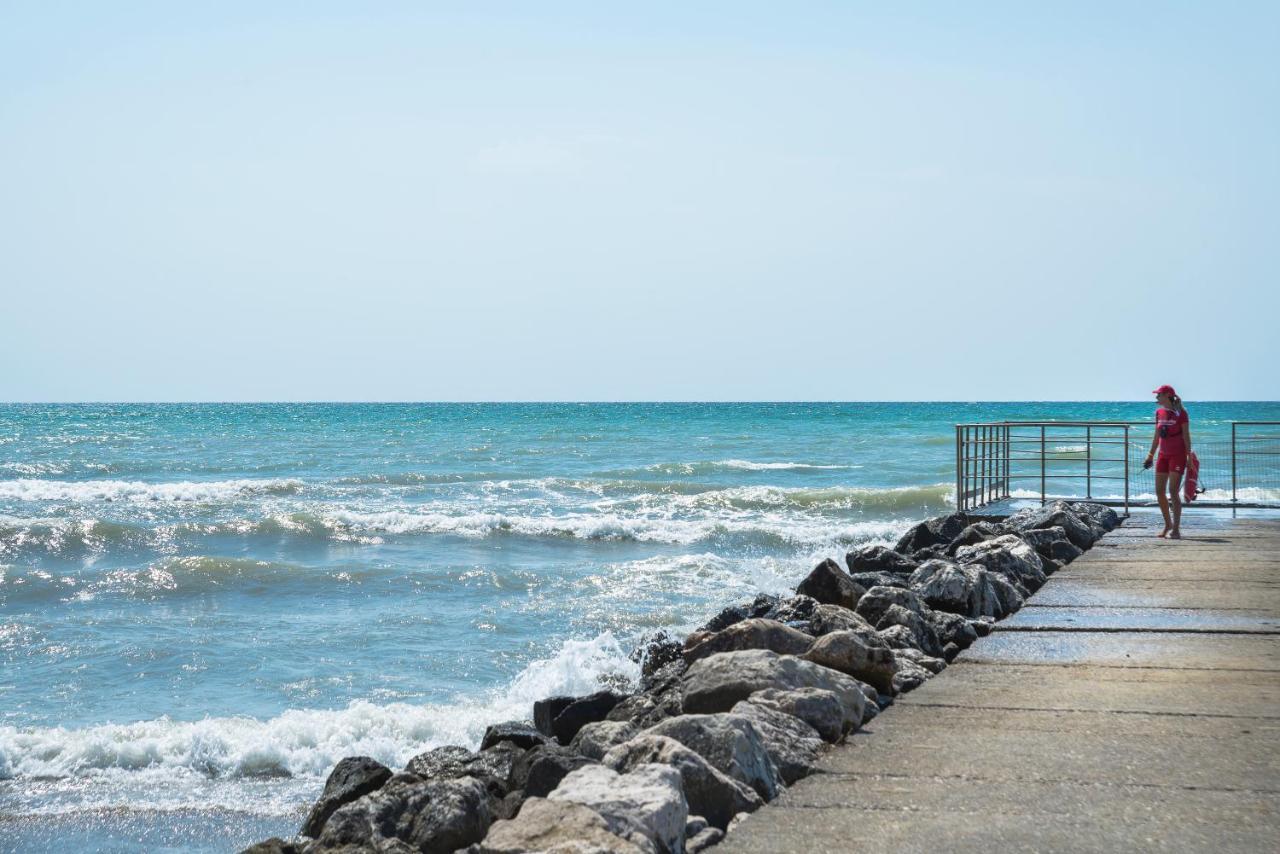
left=299, top=755, right=392, bottom=839
left=642, top=713, right=783, bottom=802
left=508, top=743, right=598, bottom=799
left=481, top=720, right=551, bottom=752
left=729, top=700, right=825, bottom=785
left=795, top=558, right=866, bottom=609
left=744, top=687, right=848, bottom=743
left=1003, top=502, right=1097, bottom=550
left=908, top=560, right=1005, bottom=619
left=682, top=618, right=814, bottom=665
left=1017, top=526, right=1084, bottom=564
left=954, top=535, right=1047, bottom=593
left=604, top=734, right=762, bottom=830
left=807, top=603, right=877, bottom=636
left=314, top=774, right=491, bottom=853
left=845, top=544, right=919, bottom=576
left=1073, top=502, right=1121, bottom=532
left=680, top=649, right=867, bottom=728
left=404, top=742, right=521, bottom=799
left=549, top=763, right=688, bottom=854
left=471, top=797, right=646, bottom=854
left=800, top=629, right=897, bottom=695
left=571, top=720, right=639, bottom=760
left=894, top=513, right=970, bottom=553
left=551, top=691, right=626, bottom=744
left=945, top=521, right=1008, bottom=555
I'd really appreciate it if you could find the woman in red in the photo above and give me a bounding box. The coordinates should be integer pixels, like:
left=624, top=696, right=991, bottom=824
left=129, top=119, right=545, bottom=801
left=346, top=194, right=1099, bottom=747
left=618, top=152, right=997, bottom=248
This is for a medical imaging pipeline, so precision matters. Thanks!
left=1144, top=384, right=1192, bottom=539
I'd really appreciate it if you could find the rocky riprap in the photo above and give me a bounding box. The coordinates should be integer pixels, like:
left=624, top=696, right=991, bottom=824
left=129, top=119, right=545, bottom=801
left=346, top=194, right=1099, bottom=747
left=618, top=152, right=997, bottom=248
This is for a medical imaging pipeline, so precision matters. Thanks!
left=242, top=500, right=1119, bottom=854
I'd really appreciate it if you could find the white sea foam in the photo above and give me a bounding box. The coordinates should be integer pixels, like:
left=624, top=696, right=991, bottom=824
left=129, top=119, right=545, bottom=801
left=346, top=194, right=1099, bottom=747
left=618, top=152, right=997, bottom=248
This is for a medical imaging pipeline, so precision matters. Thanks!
left=714, top=459, right=855, bottom=471
left=0, top=632, right=637, bottom=807
left=0, top=478, right=304, bottom=504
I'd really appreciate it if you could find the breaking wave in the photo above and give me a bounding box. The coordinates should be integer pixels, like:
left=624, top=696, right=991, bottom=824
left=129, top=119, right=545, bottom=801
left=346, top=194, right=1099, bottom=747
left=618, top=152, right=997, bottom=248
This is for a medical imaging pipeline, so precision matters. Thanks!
left=0, top=478, right=304, bottom=504
left=0, top=633, right=638, bottom=801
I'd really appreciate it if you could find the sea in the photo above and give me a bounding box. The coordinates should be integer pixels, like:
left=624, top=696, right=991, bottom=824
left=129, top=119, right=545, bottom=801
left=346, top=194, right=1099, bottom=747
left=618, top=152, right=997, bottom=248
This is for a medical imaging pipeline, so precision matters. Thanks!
left=2, top=402, right=1276, bottom=852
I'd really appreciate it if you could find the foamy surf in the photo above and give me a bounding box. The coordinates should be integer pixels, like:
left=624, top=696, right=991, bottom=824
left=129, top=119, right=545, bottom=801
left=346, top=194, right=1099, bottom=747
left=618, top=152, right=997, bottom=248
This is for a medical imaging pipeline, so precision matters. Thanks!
left=0, top=478, right=304, bottom=504
left=0, top=633, right=638, bottom=808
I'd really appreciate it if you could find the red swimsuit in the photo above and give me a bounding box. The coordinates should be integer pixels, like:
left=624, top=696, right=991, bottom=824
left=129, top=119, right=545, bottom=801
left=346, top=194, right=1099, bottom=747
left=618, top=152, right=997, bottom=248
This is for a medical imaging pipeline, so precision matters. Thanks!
left=1155, top=407, right=1189, bottom=474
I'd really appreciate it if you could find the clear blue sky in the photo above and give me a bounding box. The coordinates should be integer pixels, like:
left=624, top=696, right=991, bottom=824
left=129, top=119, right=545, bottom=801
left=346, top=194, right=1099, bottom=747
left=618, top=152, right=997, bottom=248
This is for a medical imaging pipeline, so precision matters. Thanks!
left=2, top=2, right=1277, bottom=401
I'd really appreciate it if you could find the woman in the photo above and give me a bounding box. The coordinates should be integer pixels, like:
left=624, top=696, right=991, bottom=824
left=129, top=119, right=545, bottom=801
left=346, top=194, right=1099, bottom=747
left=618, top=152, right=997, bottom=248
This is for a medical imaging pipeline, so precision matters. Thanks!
left=1144, top=384, right=1192, bottom=539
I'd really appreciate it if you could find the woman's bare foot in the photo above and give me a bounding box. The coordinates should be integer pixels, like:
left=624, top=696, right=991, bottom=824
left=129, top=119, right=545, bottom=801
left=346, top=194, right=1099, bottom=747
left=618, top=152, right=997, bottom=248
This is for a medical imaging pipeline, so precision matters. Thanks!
left=1170, top=529, right=1181, bottom=539
left=1158, top=527, right=1170, bottom=538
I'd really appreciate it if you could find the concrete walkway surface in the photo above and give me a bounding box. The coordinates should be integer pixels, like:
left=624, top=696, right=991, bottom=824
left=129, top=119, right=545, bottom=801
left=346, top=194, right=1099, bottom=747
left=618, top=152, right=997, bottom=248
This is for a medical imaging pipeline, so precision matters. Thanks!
left=719, top=511, right=1280, bottom=853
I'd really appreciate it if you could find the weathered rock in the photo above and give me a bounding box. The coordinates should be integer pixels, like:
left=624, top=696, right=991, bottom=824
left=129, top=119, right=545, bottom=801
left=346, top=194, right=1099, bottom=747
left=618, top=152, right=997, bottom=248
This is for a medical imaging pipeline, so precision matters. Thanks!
left=683, top=618, right=814, bottom=666
left=955, top=535, right=1047, bottom=593
left=847, top=570, right=910, bottom=590
left=549, top=763, right=688, bottom=854
left=945, top=521, right=1008, bottom=555
left=604, top=734, right=762, bottom=830
left=894, top=647, right=947, bottom=674
left=871, top=602, right=944, bottom=657
left=925, top=609, right=979, bottom=650
left=606, top=689, right=683, bottom=731
left=697, top=594, right=780, bottom=634
left=845, top=544, right=920, bottom=576
left=1049, top=539, right=1084, bottom=564
left=680, top=649, right=867, bottom=728
left=730, top=700, right=825, bottom=785
left=533, top=696, right=577, bottom=739
left=1074, top=501, right=1120, bottom=532
left=632, top=631, right=685, bottom=684
left=509, top=744, right=598, bottom=799
left=853, top=585, right=928, bottom=625
left=552, top=691, right=625, bottom=744
left=795, top=558, right=866, bottom=609
left=800, top=629, right=897, bottom=695
left=641, top=658, right=689, bottom=694
left=759, top=595, right=819, bottom=629
left=239, top=839, right=303, bottom=854
left=1004, top=502, right=1097, bottom=550
left=891, top=656, right=933, bottom=693
left=685, top=815, right=708, bottom=838
left=571, top=720, right=639, bottom=760
left=688, top=827, right=724, bottom=853
left=471, top=797, right=646, bottom=854
left=481, top=720, right=550, bottom=752
left=299, top=755, right=392, bottom=839
left=643, top=713, right=783, bottom=802
left=807, top=603, right=877, bottom=636
left=986, top=570, right=1026, bottom=615
left=404, top=741, right=522, bottom=800
left=894, top=513, right=970, bottom=553
left=316, top=774, right=491, bottom=853
left=908, top=560, right=979, bottom=616
left=745, top=687, right=848, bottom=743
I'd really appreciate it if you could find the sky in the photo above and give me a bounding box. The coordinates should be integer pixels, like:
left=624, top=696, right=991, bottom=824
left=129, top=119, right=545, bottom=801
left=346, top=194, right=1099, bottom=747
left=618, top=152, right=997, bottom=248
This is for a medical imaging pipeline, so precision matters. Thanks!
left=1, top=2, right=1277, bottom=401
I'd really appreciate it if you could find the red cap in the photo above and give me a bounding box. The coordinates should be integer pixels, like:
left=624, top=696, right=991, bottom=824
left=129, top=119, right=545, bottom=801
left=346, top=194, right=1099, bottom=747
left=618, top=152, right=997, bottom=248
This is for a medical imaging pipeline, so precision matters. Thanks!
left=1152, top=384, right=1177, bottom=396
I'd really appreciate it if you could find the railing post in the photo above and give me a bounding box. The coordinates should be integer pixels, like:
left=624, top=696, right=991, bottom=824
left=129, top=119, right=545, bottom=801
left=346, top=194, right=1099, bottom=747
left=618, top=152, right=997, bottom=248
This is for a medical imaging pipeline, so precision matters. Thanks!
left=1086, top=425, right=1092, bottom=499
left=1040, top=425, right=1046, bottom=506
left=1123, top=425, right=1130, bottom=517
left=1232, top=422, right=1238, bottom=505
left=955, top=425, right=963, bottom=511
left=1004, top=425, right=1010, bottom=500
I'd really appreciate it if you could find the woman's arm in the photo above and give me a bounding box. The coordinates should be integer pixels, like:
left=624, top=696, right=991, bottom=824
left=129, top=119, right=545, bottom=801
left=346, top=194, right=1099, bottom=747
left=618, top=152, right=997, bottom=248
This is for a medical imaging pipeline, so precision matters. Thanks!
left=1183, top=423, right=1192, bottom=456
left=1146, top=427, right=1159, bottom=461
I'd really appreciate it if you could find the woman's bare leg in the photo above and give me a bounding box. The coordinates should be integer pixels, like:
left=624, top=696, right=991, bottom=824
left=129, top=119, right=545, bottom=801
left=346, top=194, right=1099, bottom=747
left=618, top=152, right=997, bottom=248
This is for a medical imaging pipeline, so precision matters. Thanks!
left=1155, top=472, right=1171, bottom=536
left=1169, top=469, right=1185, bottom=538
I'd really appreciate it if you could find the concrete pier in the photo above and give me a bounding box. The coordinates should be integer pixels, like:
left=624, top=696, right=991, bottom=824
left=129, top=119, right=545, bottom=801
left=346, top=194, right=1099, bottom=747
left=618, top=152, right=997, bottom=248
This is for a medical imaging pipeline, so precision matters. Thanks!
left=720, top=512, right=1280, bottom=853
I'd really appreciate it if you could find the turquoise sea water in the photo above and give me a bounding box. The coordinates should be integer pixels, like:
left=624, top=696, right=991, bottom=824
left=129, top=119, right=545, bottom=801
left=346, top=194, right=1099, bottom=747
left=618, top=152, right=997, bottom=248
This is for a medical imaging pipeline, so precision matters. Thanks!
left=1, top=402, right=1276, bottom=852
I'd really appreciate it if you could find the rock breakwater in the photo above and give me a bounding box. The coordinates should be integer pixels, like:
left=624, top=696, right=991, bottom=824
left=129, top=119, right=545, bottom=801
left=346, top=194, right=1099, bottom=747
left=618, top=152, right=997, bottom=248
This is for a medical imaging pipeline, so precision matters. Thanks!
left=242, top=500, right=1120, bottom=854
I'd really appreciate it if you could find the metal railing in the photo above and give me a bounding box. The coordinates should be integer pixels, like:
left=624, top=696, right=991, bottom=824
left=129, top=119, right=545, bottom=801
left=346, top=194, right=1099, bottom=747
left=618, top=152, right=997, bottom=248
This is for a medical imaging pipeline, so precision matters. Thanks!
left=956, top=420, right=1280, bottom=514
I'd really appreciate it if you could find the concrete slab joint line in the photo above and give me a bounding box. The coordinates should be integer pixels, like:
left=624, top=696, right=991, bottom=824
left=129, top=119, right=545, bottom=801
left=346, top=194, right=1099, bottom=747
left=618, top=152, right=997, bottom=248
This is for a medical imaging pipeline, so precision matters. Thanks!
left=719, top=511, right=1280, bottom=854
